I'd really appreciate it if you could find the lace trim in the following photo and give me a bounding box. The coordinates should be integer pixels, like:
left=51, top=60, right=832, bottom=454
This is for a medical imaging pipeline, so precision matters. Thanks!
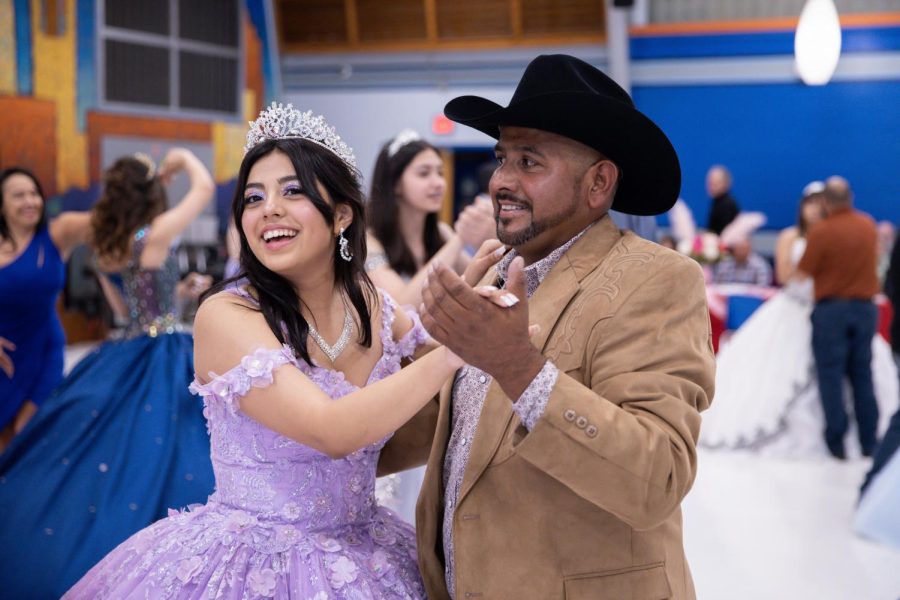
left=380, top=291, right=430, bottom=360
left=189, top=346, right=295, bottom=414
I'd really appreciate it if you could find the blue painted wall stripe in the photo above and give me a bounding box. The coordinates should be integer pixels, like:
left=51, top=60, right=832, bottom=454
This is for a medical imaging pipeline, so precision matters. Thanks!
left=631, top=26, right=900, bottom=60
left=14, top=0, right=32, bottom=95
left=76, top=0, right=96, bottom=131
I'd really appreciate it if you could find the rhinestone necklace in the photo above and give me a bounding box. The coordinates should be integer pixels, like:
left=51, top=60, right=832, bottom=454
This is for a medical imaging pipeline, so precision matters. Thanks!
left=307, top=308, right=354, bottom=363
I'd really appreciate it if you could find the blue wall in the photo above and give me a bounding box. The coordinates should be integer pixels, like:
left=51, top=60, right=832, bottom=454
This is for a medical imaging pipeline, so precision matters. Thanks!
left=636, top=80, right=900, bottom=230
left=630, top=24, right=900, bottom=230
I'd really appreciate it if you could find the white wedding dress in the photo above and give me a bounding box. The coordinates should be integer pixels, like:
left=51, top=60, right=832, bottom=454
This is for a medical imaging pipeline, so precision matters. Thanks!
left=701, top=238, right=899, bottom=457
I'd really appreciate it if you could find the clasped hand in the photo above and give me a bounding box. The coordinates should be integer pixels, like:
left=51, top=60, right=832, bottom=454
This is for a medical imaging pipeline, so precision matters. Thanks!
left=420, top=240, right=543, bottom=392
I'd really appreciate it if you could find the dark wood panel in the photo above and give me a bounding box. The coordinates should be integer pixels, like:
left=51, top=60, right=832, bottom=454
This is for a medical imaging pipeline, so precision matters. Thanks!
left=436, top=0, right=512, bottom=39
left=520, top=0, right=605, bottom=36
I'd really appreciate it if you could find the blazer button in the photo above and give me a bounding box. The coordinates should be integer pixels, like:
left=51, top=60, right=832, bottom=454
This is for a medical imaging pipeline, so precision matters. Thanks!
left=575, top=416, right=588, bottom=429
left=585, top=425, right=598, bottom=438
left=563, top=409, right=576, bottom=422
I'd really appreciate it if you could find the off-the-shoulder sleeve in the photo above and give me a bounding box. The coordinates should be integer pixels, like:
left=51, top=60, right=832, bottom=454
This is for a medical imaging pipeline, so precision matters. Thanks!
left=189, top=345, right=295, bottom=414
left=380, top=290, right=430, bottom=359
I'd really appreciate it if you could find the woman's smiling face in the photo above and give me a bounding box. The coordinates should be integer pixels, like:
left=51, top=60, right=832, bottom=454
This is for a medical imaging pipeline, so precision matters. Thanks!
left=240, top=149, right=339, bottom=277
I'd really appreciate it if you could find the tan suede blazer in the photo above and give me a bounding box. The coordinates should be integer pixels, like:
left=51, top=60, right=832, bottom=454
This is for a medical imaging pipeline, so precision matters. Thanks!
left=413, top=216, right=716, bottom=600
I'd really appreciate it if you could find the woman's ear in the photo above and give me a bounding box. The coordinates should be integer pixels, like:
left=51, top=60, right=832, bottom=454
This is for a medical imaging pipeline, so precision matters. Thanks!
left=334, top=203, right=354, bottom=233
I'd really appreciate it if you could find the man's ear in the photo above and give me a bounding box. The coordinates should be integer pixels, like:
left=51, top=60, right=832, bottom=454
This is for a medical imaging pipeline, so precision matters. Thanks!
left=334, top=203, right=354, bottom=233
left=586, top=160, right=619, bottom=211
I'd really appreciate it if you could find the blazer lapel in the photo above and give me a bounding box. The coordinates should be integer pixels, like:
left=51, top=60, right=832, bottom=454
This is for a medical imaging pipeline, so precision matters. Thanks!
left=455, top=232, right=594, bottom=506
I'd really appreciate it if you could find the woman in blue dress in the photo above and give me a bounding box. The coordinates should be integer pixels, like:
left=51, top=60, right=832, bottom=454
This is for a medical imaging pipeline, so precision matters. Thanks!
left=0, top=167, right=92, bottom=450
left=0, top=149, right=217, bottom=598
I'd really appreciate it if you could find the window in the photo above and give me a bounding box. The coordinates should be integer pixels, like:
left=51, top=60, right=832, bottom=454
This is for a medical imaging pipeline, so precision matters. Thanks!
left=98, top=0, right=242, bottom=119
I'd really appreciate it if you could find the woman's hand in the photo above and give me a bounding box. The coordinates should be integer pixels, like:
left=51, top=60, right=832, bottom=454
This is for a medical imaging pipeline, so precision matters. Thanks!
left=461, top=239, right=507, bottom=287
left=177, top=272, right=213, bottom=301
left=157, top=148, right=191, bottom=185
left=0, top=337, right=15, bottom=378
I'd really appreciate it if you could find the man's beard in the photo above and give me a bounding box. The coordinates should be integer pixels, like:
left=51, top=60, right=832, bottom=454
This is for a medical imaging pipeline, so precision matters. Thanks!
left=496, top=197, right=579, bottom=247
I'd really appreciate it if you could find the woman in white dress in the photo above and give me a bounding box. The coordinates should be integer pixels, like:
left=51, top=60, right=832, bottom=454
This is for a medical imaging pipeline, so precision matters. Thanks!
left=701, top=183, right=899, bottom=457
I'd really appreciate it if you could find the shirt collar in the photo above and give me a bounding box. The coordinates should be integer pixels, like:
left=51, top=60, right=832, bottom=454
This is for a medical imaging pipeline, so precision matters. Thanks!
left=496, top=222, right=595, bottom=298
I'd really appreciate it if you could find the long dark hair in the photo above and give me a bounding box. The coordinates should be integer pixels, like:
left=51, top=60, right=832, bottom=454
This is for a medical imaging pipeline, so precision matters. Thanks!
left=797, top=193, right=825, bottom=236
left=206, top=138, right=375, bottom=365
left=0, top=167, right=47, bottom=250
left=91, top=156, right=167, bottom=263
left=367, top=139, right=444, bottom=277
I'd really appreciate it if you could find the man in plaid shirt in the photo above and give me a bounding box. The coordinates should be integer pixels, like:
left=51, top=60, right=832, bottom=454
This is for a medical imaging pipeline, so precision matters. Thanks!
left=713, top=238, right=772, bottom=286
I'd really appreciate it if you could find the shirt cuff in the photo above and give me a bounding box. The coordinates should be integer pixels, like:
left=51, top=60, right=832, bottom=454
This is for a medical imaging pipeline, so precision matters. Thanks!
left=511, top=360, right=559, bottom=431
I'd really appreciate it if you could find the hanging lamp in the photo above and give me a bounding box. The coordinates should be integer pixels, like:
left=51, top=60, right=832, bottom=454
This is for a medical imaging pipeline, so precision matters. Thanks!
left=794, top=0, right=842, bottom=85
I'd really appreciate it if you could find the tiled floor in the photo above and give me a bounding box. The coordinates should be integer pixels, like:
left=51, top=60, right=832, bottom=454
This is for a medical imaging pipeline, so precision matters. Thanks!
left=62, top=345, right=900, bottom=598
left=685, top=450, right=900, bottom=599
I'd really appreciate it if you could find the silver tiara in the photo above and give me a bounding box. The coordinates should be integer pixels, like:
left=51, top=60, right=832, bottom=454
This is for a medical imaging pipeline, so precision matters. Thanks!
left=387, top=129, right=422, bottom=157
left=244, top=102, right=358, bottom=172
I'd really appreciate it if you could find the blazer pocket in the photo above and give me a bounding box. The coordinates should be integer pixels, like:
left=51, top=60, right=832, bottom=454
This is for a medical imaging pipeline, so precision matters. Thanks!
left=564, top=563, right=671, bottom=600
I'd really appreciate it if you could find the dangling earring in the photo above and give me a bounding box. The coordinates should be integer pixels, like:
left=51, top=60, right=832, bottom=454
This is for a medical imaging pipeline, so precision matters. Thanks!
left=338, top=227, right=353, bottom=262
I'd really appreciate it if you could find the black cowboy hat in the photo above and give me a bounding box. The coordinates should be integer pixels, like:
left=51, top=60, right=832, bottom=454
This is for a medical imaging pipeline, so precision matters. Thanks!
left=444, top=54, right=680, bottom=216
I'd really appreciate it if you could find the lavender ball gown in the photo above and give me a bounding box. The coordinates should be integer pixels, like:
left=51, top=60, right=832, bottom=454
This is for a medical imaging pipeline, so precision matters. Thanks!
left=65, top=289, right=430, bottom=599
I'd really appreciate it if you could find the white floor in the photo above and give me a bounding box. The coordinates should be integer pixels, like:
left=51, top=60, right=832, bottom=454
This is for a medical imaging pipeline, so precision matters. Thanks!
left=61, top=345, right=900, bottom=598
left=685, top=449, right=900, bottom=600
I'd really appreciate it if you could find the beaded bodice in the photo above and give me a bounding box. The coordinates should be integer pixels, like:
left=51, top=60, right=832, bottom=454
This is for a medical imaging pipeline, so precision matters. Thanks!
left=188, top=289, right=428, bottom=546
left=120, top=226, right=181, bottom=338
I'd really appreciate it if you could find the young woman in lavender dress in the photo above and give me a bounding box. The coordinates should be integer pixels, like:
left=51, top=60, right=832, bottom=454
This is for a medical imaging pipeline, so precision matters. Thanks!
left=65, top=104, right=513, bottom=599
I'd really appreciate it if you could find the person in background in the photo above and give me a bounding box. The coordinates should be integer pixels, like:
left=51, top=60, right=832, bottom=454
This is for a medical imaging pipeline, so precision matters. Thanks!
left=797, top=175, right=881, bottom=459
left=713, top=237, right=772, bottom=286
left=455, top=159, right=497, bottom=255
left=774, top=181, right=826, bottom=285
left=365, top=130, right=493, bottom=308
left=855, top=218, right=900, bottom=547
left=877, top=220, right=895, bottom=286
left=706, top=164, right=740, bottom=235
left=698, top=182, right=898, bottom=458
left=0, top=148, right=217, bottom=598
left=0, top=167, right=92, bottom=450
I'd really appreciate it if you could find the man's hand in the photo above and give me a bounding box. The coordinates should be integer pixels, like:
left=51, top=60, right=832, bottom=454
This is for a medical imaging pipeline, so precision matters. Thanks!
left=421, top=257, right=546, bottom=399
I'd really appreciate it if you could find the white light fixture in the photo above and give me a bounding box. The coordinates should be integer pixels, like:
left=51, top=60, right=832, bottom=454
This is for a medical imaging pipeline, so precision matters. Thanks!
left=794, top=0, right=842, bottom=85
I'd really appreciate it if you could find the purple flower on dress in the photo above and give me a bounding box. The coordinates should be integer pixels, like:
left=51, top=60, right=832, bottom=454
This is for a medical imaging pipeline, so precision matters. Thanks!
left=367, top=549, right=392, bottom=578
left=369, top=521, right=398, bottom=546
left=274, top=525, right=300, bottom=546
left=314, top=533, right=342, bottom=552
left=306, top=592, right=329, bottom=600
left=242, top=349, right=277, bottom=380
left=223, top=509, right=258, bottom=532
left=344, top=531, right=363, bottom=546
left=247, top=568, right=277, bottom=597
left=281, top=501, right=302, bottom=520
left=329, top=556, right=359, bottom=589
left=209, top=377, right=232, bottom=400
left=175, top=556, right=204, bottom=583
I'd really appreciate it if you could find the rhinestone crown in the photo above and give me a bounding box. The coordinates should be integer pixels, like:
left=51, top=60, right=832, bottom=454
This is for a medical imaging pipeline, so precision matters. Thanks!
left=244, top=102, right=358, bottom=173
left=387, top=129, right=422, bottom=157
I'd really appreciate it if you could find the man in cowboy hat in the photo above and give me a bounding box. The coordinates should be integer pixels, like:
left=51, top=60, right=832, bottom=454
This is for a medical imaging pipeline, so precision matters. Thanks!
left=413, top=54, right=715, bottom=599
